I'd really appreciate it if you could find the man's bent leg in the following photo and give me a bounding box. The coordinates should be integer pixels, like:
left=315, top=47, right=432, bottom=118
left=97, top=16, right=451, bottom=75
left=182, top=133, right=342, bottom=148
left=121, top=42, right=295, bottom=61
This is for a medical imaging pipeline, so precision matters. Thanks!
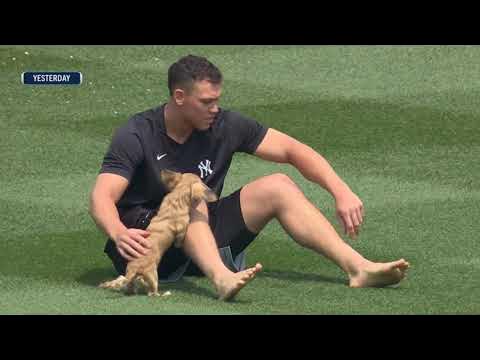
left=239, top=173, right=409, bottom=288
left=182, top=201, right=262, bottom=300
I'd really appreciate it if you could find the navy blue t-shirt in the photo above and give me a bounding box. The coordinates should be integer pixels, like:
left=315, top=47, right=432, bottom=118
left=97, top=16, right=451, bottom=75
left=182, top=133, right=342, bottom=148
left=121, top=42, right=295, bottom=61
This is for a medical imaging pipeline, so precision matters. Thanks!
left=100, top=104, right=268, bottom=210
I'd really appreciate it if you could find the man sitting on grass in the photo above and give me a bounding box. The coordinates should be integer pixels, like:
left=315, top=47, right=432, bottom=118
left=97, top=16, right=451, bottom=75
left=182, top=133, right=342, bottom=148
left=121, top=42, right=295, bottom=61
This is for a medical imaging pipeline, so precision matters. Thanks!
left=89, top=54, right=410, bottom=300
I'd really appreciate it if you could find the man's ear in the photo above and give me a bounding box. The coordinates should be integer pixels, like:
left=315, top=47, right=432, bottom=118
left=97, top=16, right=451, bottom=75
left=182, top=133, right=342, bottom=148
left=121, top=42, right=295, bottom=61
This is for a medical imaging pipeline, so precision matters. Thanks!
left=160, top=169, right=182, bottom=191
left=173, top=88, right=185, bottom=106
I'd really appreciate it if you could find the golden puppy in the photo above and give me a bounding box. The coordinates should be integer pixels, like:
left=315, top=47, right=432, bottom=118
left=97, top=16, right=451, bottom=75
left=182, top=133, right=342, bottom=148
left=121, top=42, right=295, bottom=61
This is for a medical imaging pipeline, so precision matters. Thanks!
left=99, top=170, right=217, bottom=296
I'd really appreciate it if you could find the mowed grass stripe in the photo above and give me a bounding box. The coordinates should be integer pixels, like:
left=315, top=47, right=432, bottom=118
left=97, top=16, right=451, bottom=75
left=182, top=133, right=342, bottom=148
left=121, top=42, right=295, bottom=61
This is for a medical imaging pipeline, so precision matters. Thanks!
left=0, top=172, right=98, bottom=237
left=2, top=46, right=313, bottom=114
left=217, top=46, right=480, bottom=107
left=6, top=45, right=480, bottom=116
left=4, top=46, right=479, bottom=150
left=4, top=46, right=480, bottom=113
left=2, top=141, right=476, bottom=238
left=0, top=124, right=107, bottom=182
left=235, top=98, right=480, bottom=154
left=226, top=145, right=480, bottom=197
left=5, top=84, right=478, bottom=146
left=2, top=147, right=478, bottom=264
left=0, top=275, right=245, bottom=315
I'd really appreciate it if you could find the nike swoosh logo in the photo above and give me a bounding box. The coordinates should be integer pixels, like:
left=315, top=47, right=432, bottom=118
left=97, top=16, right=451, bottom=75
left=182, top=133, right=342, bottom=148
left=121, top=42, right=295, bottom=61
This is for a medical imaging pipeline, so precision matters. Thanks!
left=157, top=153, right=167, bottom=160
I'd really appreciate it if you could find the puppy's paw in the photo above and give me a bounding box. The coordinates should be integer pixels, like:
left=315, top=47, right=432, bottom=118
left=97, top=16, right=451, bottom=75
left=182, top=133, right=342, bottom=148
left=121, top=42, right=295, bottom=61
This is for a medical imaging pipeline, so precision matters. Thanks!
left=147, top=290, right=171, bottom=297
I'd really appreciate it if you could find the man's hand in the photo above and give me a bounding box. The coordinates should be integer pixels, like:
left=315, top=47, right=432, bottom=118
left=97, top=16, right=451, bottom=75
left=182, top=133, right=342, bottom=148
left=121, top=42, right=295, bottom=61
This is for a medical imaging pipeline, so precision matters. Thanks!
left=114, top=228, right=152, bottom=261
left=334, top=189, right=364, bottom=240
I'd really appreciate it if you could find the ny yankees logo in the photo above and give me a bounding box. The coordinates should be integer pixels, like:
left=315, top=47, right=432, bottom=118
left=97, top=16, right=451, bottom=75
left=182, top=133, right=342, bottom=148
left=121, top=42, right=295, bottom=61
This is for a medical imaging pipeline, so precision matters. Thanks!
left=198, top=159, right=213, bottom=179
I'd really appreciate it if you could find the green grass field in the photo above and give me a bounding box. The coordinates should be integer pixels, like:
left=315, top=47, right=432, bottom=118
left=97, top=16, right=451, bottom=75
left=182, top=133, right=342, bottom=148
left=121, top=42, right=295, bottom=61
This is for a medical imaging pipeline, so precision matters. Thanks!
left=1, top=45, right=479, bottom=314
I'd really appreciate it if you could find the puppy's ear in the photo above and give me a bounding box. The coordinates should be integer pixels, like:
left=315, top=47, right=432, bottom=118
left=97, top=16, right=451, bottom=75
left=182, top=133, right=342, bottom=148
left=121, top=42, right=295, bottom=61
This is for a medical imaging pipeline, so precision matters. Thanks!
left=191, top=182, right=218, bottom=203
left=160, top=169, right=182, bottom=191
left=204, top=188, right=218, bottom=202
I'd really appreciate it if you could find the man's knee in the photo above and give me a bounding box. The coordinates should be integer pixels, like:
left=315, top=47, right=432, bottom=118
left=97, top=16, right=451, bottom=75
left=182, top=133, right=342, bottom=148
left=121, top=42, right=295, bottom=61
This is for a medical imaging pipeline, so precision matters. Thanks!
left=269, top=173, right=297, bottom=187
left=249, top=173, right=301, bottom=205
left=240, top=173, right=303, bottom=232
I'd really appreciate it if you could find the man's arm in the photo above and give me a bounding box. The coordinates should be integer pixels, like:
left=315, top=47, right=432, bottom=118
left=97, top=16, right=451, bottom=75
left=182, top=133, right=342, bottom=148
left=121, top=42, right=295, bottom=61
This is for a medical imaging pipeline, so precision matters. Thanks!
left=254, top=128, right=364, bottom=239
left=89, top=173, right=151, bottom=260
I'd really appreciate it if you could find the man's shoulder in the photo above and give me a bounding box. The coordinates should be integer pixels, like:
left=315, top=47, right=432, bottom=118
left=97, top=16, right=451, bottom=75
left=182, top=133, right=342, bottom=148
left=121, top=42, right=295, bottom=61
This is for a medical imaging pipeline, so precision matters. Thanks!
left=118, top=105, right=163, bottom=133
left=216, top=108, right=254, bottom=129
left=136, top=105, right=163, bottom=122
left=219, top=108, right=245, bottom=121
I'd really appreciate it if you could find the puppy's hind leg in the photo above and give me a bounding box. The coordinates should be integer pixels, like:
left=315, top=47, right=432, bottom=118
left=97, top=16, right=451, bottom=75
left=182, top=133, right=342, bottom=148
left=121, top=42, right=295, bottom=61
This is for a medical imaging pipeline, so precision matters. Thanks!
left=145, top=269, right=171, bottom=297
left=124, top=269, right=138, bottom=295
left=143, top=269, right=160, bottom=297
left=99, top=275, right=129, bottom=290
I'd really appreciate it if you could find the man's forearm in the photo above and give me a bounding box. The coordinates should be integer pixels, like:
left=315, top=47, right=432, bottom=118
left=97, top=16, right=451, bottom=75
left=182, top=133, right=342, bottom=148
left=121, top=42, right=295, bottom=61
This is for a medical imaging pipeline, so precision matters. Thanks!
left=288, top=142, right=351, bottom=198
left=89, top=195, right=127, bottom=241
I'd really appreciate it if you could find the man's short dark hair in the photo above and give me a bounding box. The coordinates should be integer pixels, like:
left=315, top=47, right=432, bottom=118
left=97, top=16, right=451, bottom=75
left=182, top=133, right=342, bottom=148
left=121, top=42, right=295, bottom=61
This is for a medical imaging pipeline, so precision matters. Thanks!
left=168, top=55, right=223, bottom=96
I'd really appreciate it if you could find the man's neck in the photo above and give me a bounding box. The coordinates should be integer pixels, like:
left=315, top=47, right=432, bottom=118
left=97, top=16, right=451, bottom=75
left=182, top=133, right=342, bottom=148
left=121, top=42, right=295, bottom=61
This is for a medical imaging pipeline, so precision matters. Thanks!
left=164, top=101, right=194, bottom=144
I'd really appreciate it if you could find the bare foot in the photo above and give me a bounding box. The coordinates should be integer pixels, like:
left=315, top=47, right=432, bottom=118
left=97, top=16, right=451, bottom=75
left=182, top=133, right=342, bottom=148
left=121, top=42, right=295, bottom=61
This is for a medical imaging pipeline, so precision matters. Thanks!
left=349, top=259, right=410, bottom=288
left=215, top=263, right=263, bottom=301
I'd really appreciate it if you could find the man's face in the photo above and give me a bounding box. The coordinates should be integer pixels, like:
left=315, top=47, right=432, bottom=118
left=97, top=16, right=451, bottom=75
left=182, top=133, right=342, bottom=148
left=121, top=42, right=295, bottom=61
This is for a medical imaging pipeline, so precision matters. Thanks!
left=179, top=79, right=222, bottom=131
